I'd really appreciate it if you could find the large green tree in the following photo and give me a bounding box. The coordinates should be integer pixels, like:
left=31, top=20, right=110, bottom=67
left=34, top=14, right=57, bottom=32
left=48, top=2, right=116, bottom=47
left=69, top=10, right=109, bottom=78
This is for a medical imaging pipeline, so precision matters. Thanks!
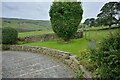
left=49, top=2, right=83, bottom=41
left=97, top=2, right=120, bottom=27
left=116, top=2, right=120, bottom=26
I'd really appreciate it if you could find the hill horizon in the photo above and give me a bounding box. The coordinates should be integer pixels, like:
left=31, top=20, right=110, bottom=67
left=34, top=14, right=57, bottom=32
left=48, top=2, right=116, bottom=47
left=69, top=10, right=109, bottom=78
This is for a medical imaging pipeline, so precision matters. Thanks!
left=2, top=17, right=51, bottom=32
left=1, top=17, right=50, bottom=21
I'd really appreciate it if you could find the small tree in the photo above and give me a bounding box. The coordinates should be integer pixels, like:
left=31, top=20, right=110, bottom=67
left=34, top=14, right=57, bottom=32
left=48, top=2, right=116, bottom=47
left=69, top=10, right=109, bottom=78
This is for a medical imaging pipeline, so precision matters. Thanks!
left=49, top=2, right=83, bottom=42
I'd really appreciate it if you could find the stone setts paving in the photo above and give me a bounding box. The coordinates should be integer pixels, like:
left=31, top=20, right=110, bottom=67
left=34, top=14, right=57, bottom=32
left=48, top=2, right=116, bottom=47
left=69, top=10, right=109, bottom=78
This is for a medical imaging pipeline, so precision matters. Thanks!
left=2, top=51, right=75, bottom=78
left=3, top=45, right=92, bottom=78
left=9, top=45, right=80, bottom=71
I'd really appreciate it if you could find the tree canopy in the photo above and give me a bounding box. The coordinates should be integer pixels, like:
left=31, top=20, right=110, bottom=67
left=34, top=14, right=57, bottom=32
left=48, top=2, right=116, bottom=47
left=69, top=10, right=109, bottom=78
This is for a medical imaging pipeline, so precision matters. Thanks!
left=83, top=18, right=96, bottom=27
left=97, top=2, right=120, bottom=26
left=84, top=2, right=120, bottom=27
left=49, top=2, right=83, bottom=41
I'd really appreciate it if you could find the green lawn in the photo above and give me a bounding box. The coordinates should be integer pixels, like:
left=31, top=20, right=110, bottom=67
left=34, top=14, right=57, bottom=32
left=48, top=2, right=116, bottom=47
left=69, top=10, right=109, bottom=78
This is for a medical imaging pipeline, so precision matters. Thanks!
left=18, top=30, right=53, bottom=38
left=20, top=29, right=119, bottom=56
left=21, top=38, right=88, bottom=56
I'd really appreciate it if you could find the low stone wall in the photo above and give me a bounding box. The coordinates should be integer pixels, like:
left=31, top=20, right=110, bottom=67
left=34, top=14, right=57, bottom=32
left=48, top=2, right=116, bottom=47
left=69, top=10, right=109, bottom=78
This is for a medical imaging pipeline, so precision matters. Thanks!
left=18, top=31, right=83, bottom=42
left=6, top=45, right=91, bottom=78
left=7, top=45, right=91, bottom=78
left=9, top=45, right=79, bottom=69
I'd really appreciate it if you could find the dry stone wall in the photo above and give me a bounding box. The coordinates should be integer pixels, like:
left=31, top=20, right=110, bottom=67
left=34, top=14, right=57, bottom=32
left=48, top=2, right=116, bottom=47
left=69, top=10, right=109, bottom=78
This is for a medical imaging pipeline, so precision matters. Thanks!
left=7, top=45, right=91, bottom=78
left=18, top=31, right=83, bottom=42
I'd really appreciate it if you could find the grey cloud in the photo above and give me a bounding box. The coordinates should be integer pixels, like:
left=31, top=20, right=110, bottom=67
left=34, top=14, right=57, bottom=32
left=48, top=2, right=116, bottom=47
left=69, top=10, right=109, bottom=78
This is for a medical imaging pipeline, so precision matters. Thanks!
left=2, top=2, right=20, bottom=10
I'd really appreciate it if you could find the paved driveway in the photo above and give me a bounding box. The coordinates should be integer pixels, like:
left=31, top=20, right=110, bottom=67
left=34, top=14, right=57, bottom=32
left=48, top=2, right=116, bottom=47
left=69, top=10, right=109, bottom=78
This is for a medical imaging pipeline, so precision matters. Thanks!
left=2, top=51, right=75, bottom=78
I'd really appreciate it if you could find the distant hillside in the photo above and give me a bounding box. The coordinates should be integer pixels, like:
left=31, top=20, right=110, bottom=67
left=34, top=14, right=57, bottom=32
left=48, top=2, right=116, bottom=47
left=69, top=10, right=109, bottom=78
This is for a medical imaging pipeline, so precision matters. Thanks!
left=2, top=18, right=51, bottom=32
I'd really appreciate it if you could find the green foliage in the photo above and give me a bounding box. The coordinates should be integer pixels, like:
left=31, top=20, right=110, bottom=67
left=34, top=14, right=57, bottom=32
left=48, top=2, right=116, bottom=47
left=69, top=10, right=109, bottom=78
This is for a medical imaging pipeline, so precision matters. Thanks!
left=77, top=49, right=95, bottom=72
left=2, top=27, right=18, bottom=44
left=83, top=18, right=91, bottom=26
left=90, top=29, right=120, bottom=79
left=75, top=70, right=83, bottom=78
left=84, top=18, right=96, bottom=27
left=2, top=44, right=10, bottom=50
left=100, top=30, right=120, bottom=51
left=49, top=2, right=83, bottom=41
left=97, top=2, right=119, bottom=26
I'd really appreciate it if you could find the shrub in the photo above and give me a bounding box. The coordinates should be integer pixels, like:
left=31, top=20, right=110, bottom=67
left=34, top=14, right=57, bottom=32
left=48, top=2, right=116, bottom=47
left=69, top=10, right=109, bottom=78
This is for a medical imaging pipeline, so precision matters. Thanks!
left=77, top=49, right=95, bottom=72
left=90, top=29, right=120, bottom=79
left=2, top=27, right=18, bottom=44
left=75, top=70, right=83, bottom=78
left=2, top=44, right=10, bottom=50
left=49, top=2, right=83, bottom=41
left=100, top=30, right=120, bottom=51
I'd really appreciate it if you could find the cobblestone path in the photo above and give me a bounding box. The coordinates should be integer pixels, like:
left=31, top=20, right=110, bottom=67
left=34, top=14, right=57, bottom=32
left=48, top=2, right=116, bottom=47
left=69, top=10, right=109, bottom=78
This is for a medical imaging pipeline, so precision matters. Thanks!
left=2, top=51, right=75, bottom=78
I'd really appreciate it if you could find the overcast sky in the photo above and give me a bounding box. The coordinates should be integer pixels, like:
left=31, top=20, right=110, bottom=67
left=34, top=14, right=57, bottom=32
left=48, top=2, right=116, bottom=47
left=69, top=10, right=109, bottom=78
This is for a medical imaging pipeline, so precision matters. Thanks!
left=2, top=2, right=105, bottom=23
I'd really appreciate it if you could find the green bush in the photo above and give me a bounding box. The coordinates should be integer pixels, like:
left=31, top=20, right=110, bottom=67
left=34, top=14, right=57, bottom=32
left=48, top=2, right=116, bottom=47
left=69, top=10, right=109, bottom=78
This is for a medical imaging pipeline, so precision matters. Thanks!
left=90, top=30, right=120, bottom=79
left=2, top=44, right=10, bottom=50
left=100, top=31, right=120, bottom=51
left=77, top=49, right=95, bottom=72
left=75, top=70, right=83, bottom=78
left=2, top=27, right=18, bottom=44
left=49, top=2, right=83, bottom=41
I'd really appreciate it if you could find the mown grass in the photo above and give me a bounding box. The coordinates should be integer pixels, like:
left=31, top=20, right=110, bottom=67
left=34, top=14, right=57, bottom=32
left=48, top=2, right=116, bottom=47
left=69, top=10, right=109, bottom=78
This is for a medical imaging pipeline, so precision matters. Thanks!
left=21, top=38, right=88, bottom=56
left=20, top=29, right=119, bottom=56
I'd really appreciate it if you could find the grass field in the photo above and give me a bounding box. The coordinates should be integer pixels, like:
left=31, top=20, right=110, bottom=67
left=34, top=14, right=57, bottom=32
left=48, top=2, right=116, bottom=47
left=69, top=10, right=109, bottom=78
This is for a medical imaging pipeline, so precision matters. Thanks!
left=2, top=18, right=51, bottom=32
left=20, top=28, right=119, bottom=56
left=18, top=26, right=119, bottom=38
left=84, top=29, right=117, bottom=42
left=18, top=30, right=53, bottom=38
left=78, top=26, right=119, bottom=31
